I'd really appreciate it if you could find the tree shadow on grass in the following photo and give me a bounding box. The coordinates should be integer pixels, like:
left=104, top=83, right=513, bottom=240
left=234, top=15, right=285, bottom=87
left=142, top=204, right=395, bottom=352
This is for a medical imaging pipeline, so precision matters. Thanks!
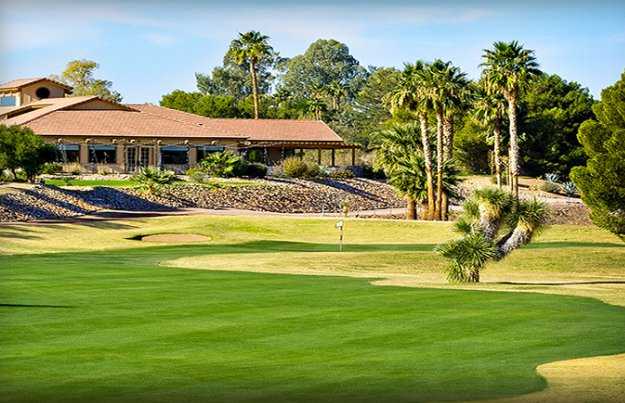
left=526, top=241, right=625, bottom=249
left=0, top=303, right=75, bottom=308
left=497, top=280, right=625, bottom=286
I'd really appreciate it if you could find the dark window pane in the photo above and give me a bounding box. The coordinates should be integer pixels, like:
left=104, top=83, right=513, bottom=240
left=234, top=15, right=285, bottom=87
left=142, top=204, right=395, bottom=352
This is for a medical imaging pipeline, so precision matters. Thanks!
left=161, top=149, right=188, bottom=165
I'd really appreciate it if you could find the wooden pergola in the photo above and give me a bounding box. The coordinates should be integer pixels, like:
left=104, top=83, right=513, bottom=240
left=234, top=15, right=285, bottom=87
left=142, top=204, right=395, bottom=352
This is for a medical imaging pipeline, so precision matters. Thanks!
left=247, top=140, right=359, bottom=166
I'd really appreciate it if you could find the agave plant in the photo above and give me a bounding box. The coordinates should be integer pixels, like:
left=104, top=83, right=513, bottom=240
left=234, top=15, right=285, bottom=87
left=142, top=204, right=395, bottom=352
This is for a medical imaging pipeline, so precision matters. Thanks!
left=436, top=188, right=549, bottom=283
left=561, top=181, right=578, bottom=197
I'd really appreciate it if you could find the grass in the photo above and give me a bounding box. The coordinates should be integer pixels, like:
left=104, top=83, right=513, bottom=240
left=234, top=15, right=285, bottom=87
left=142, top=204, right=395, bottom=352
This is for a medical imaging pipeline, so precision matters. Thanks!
left=1, top=216, right=624, bottom=402
left=43, top=178, right=139, bottom=187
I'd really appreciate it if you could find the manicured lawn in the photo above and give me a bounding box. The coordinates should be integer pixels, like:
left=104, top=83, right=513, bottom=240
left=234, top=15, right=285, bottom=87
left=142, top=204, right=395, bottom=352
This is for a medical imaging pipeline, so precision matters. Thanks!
left=1, top=217, right=624, bottom=402
left=43, top=178, right=138, bottom=187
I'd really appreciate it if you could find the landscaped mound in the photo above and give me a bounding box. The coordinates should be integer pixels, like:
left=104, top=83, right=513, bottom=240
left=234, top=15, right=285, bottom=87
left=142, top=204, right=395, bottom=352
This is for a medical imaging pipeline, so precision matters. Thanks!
left=0, top=178, right=404, bottom=222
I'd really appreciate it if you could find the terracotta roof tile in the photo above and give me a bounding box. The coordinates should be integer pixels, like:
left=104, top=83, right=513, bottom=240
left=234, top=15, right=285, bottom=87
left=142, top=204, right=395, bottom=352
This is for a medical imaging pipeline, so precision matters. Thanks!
left=128, top=104, right=345, bottom=143
left=23, top=110, right=246, bottom=139
left=0, top=77, right=72, bottom=91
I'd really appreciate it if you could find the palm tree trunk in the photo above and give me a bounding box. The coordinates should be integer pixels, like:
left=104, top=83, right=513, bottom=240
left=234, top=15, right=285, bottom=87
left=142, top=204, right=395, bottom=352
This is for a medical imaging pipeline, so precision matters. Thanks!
left=250, top=61, right=260, bottom=119
left=435, top=111, right=444, bottom=221
left=442, top=115, right=454, bottom=160
left=442, top=115, right=453, bottom=221
left=419, top=113, right=435, bottom=220
left=507, top=95, right=519, bottom=198
left=406, top=197, right=416, bottom=220
left=493, top=123, right=502, bottom=188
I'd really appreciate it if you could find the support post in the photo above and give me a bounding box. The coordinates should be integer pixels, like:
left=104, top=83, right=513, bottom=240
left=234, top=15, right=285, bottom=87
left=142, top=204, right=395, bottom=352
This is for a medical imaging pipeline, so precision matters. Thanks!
left=351, top=147, right=356, bottom=166
left=79, top=143, right=89, bottom=166
left=188, top=146, right=197, bottom=167
left=331, top=149, right=336, bottom=167
left=317, top=148, right=322, bottom=165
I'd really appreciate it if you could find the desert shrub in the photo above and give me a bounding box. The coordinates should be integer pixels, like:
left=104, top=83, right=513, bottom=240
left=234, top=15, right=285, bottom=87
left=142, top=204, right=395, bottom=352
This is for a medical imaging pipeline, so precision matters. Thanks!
left=134, top=167, right=177, bottom=194
left=282, top=157, right=309, bottom=178
left=544, top=173, right=560, bottom=183
left=561, top=181, right=579, bottom=197
left=199, top=151, right=242, bottom=177
left=329, top=168, right=355, bottom=179
left=242, top=162, right=268, bottom=178
left=540, top=181, right=561, bottom=193
left=41, top=162, right=63, bottom=175
left=361, top=164, right=386, bottom=179
left=305, top=162, right=322, bottom=178
left=186, top=167, right=208, bottom=183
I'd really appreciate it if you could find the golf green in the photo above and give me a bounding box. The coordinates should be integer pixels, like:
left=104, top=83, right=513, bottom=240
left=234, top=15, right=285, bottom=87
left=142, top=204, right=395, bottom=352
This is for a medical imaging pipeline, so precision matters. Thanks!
left=1, top=243, right=624, bottom=402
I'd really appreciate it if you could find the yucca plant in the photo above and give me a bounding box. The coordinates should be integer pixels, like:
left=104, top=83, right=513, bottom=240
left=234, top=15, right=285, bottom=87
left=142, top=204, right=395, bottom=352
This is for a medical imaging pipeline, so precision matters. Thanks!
left=133, top=167, right=177, bottom=194
left=436, top=188, right=549, bottom=283
left=561, top=181, right=578, bottom=197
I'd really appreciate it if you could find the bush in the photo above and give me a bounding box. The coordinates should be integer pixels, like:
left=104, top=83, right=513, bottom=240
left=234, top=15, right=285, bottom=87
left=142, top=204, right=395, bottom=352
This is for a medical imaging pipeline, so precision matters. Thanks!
left=544, top=173, right=560, bottom=183
left=133, top=167, right=177, bottom=194
left=540, top=181, right=561, bottom=194
left=305, top=162, right=322, bottom=178
left=41, top=163, right=63, bottom=175
left=0, top=125, right=56, bottom=182
left=329, top=168, right=355, bottom=179
left=198, top=151, right=242, bottom=177
left=361, top=165, right=385, bottom=179
left=282, top=157, right=309, bottom=178
left=241, top=162, right=268, bottom=178
left=186, top=167, right=208, bottom=183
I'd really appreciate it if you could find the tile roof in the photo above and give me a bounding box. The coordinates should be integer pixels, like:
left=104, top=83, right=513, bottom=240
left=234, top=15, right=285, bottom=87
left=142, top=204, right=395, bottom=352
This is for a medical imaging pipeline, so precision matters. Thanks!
left=2, top=96, right=113, bottom=125
left=22, top=110, right=247, bottom=139
left=128, top=104, right=345, bottom=143
left=0, top=77, right=72, bottom=91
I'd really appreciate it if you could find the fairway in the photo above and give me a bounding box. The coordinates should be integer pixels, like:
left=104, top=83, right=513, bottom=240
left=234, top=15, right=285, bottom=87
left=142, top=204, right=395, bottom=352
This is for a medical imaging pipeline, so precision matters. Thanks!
left=1, top=216, right=624, bottom=402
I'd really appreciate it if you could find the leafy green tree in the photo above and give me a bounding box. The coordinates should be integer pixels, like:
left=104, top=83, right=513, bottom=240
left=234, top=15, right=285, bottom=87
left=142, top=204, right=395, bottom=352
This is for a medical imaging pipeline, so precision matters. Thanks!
left=571, top=71, right=625, bottom=240
left=227, top=31, right=274, bottom=119
left=481, top=41, right=541, bottom=198
left=0, top=125, right=56, bottom=182
left=193, top=95, right=239, bottom=118
left=454, top=118, right=492, bottom=175
left=160, top=90, right=203, bottom=113
left=55, top=59, right=122, bottom=102
left=520, top=73, right=595, bottom=178
left=437, top=188, right=548, bottom=282
left=196, top=59, right=275, bottom=99
left=278, top=39, right=368, bottom=103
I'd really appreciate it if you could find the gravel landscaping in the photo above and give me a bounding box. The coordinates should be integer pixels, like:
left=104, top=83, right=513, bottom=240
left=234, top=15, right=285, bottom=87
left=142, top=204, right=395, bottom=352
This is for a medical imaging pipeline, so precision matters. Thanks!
left=0, top=178, right=405, bottom=222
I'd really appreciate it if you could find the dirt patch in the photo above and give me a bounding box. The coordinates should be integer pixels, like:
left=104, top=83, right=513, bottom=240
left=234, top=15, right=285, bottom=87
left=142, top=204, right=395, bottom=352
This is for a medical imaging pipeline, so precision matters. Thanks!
left=140, top=233, right=211, bottom=243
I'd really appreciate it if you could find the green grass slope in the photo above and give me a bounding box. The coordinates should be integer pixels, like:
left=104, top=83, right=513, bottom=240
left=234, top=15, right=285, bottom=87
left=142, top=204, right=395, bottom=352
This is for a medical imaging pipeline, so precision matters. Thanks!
left=1, top=240, right=624, bottom=402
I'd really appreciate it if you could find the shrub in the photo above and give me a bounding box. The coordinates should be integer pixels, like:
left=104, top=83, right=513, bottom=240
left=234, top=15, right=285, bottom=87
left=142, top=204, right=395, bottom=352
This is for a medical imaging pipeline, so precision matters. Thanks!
left=329, top=168, right=355, bottom=179
left=186, top=167, right=208, bottom=183
left=544, top=173, right=560, bottom=183
left=41, top=163, right=63, bottom=175
left=199, top=151, right=242, bottom=177
left=540, top=181, right=561, bottom=194
left=304, top=162, right=321, bottom=178
left=282, top=157, right=309, bottom=178
left=361, top=165, right=385, bottom=179
left=133, top=167, right=177, bottom=194
left=241, top=162, right=268, bottom=178
left=0, top=125, right=56, bottom=182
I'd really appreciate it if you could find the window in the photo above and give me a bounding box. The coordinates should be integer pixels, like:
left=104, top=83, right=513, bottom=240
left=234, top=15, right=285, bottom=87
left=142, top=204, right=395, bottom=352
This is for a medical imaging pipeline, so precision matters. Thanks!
left=56, top=144, right=80, bottom=163
left=88, top=145, right=117, bottom=164
left=35, top=87, right=51, bottom=99
left=0, top=96, right=16, bottom=106
left=197, top=145, right=225, bottom=161
left=160, top=146, right=188, bottom=165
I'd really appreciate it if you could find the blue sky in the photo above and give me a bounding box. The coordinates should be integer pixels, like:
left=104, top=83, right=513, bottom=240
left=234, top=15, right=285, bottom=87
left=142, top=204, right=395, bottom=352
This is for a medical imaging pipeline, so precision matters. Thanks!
left=1, top=0, right=623, bottom=103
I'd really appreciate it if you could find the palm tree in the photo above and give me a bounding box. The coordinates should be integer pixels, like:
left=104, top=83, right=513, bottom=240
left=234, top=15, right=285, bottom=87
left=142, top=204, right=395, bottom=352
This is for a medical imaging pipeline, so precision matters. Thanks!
left=385, top=61, right=436, bottom=220
left=423, top=60, right=469, bottom=220
left=472, top=86, right=507, bottom=187
left=481, top=41, right=541, bottom=198
left=376, top=123, right=423, bottom=219
left=227, top=31, right=274, bottom=119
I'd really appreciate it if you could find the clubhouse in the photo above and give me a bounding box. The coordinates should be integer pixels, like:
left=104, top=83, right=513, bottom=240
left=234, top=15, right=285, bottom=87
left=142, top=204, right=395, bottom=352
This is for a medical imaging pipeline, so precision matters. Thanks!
left=0, top=78, right=354, bottom=173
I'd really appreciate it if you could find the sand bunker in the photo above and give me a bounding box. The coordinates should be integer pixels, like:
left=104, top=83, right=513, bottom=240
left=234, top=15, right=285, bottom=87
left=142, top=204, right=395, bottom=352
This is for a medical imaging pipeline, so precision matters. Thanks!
left=140, top=233, right=211, bottom=243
